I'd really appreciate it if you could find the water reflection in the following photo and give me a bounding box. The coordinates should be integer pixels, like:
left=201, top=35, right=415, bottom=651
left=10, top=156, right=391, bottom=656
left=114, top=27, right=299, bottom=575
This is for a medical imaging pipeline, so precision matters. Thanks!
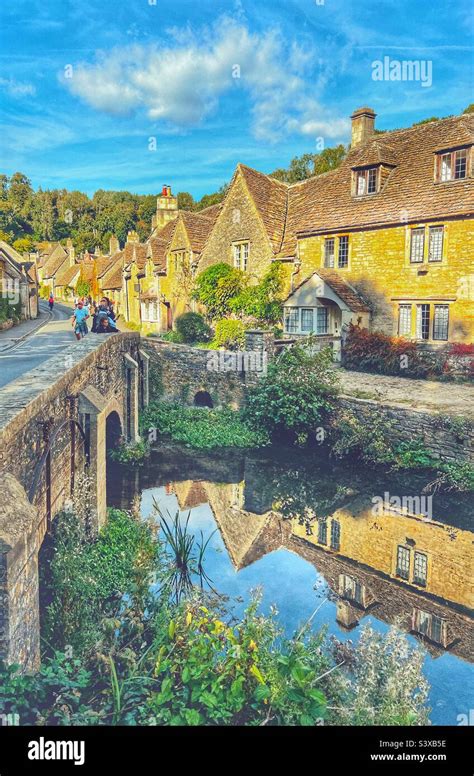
left=108, top=443, right=473, bottom=722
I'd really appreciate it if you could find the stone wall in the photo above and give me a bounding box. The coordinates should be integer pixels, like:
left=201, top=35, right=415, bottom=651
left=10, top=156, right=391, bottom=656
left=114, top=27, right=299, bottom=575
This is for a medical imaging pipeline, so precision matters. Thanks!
left=143, top=336, right=473, bottom=462
left=143, top=339, right=262, bottom=408
left=0, top=474, right=41, bottom=672
left=340, top=397, right=473, bottom=463
left=0, top=332, right=141, bottom=507
left=0, top=332, right=145, bottom=671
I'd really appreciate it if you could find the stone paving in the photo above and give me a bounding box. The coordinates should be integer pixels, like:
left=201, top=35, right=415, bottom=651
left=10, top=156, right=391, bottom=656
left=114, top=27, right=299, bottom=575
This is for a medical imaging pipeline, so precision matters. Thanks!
left=338, top=368, right=474, bottom=419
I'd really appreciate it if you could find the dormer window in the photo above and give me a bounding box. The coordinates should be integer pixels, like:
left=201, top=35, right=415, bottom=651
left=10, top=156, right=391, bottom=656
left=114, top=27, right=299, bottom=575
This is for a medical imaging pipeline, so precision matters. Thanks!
left=354, top=166, right=378, bottom=196
left=436, top=147, right=469, bottom=181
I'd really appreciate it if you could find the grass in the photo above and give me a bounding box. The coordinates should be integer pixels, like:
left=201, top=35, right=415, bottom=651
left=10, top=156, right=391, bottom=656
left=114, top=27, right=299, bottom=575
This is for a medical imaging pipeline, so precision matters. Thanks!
left=141, top=401, right=269, bottom=450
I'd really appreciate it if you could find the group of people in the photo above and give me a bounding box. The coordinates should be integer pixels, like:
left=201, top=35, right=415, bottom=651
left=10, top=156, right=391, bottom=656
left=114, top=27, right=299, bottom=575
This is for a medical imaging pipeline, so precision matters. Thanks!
left=71, top=296, right=119, bottom=341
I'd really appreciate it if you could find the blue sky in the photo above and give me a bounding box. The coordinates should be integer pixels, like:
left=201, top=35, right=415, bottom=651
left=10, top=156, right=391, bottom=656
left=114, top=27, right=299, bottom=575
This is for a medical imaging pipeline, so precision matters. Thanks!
left=0, top=0, right=472, bottom=199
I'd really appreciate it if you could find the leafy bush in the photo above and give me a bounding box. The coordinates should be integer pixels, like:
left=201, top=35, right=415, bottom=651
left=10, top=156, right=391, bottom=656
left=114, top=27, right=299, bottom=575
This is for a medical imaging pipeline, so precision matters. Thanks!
left=230, top=263, right=284, bottom=324
left=337, top=624, right=429, bottom=726
left=41, top=509, right=158, bottom=656
left=39, top=284, right=52, bottom=300
left=243, top=344, right=339, bottom=443
left=159, top=330, right=184, bottom=343
left=343, top=324, right=443, bottom=379
left=210, top=318, right=247, bottom=350
left=75, top=279, right=91, bottom=298
left=329, top=408, right=396, bottom=466
left=429, top=461, right=474, bottom=493
left=0, top=507, right=430, bottom=726
left=392, top=440, right=437, bottom=470
left=109, top=440, right=149, bottom=465
left=0, top=297, right=21, bottom=324
left=141, top=402, right=268, bottom=449
left=175, top=312, right=211, bottom=343
left=192, top=263, right=245, bottom=320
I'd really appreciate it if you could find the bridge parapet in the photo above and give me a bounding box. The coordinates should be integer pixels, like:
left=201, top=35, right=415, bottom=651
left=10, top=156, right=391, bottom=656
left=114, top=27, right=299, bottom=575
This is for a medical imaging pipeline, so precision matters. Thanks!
left=0, top=332, right=147, bottom=671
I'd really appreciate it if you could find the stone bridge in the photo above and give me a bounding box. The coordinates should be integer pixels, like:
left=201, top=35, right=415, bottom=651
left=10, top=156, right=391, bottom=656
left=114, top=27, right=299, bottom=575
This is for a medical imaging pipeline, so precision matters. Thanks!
left=0, top=332, right=149, bottom=670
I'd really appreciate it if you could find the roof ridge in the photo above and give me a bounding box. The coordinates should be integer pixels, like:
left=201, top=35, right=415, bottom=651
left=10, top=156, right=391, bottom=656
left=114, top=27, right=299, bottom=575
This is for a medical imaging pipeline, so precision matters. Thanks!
left=238, top=162, right=290, bottom=188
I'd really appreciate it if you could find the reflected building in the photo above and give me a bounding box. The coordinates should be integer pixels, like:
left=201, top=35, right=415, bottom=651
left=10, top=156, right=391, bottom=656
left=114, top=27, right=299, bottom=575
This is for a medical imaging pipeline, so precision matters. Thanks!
left=109, top=446, right=473, bottom=663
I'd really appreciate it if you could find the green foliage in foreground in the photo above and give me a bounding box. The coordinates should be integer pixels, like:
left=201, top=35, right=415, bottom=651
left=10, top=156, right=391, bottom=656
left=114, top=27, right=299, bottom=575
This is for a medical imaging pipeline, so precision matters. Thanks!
left=141, top=402, right=268, bottom=449
left=40, top=509, right=157, bottom=656
left=0, top=509, right=430, bottom=726
left=175, top=312, right=211, bottom=344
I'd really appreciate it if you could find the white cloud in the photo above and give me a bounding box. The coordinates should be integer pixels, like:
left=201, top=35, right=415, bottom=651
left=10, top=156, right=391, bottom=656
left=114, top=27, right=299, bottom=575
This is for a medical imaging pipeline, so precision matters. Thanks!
left=0, top=77, right=36, bottom=98
left=61, top=17, right=347, bottom=143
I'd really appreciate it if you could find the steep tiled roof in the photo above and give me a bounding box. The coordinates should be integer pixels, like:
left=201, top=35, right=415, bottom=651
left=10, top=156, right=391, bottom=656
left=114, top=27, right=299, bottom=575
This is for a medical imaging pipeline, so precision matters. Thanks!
left=180, top=210, right=219, bottom=254
left=238, top=164, right=289, bottom=253
left=147, top=238, right=169, bottom=272
left=198, top=203, right=222, bottom=220
left=42, top=245, right=69, bottom=278
left=55, top=264, right=80, bottom=287
left=287, top=269, right=371, bottom=313
left=25, top=262, right=38, bottom=284
left=96, top=256, right=116, bottom=278
left=101, top=254, right=124, bottom=290
left=123, top=242, right=148, bottom=270
left=282, top=114, right=474, bottom=248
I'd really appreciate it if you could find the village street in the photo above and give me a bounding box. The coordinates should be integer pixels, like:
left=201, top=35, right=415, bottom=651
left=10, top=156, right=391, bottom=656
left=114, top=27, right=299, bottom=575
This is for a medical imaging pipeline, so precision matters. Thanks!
left=0, top=301, right=75, bottom=388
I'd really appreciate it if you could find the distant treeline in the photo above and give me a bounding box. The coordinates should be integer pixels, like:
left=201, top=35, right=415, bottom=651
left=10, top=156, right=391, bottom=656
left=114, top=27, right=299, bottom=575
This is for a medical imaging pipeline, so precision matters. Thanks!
left=0, top=145, right=347, bottom=254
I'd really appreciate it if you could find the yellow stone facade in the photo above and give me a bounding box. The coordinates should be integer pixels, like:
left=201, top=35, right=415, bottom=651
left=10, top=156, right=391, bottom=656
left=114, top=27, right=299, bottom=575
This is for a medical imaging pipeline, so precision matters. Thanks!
left=198, top=171, right=275, bottom=282
left=297, top=217, right=474, bottom=342
left=157, top=219, right=196, bottom=329
left=292, top=507, right=473, bottom=611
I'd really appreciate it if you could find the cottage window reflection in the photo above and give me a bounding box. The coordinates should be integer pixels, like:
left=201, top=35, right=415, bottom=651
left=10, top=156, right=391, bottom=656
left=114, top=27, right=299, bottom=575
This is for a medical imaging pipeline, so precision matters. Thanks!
left=396, top=545, right=410, bottom=580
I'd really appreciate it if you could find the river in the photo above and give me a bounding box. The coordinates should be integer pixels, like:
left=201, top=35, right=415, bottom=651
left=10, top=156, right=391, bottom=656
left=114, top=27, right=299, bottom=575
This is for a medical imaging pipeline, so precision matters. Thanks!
left=107, top=443, right=473, bottom=726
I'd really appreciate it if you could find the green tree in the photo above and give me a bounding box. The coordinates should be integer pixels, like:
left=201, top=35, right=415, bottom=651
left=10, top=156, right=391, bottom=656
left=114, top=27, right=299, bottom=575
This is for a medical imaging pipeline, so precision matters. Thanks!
left=195, top=183, right=229, bottom=211
left=193, top=262, right=246, bottom=320
left=271, top=145, right=347, bottom=183
left=177, top=192, right=195, bottom=211
left=230, top=262, right=284, bottom=324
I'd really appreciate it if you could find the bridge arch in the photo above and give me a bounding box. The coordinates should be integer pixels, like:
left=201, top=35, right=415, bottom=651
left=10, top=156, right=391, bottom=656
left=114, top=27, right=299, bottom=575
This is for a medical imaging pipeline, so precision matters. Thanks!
left=194, top=390, right=214, bottom=408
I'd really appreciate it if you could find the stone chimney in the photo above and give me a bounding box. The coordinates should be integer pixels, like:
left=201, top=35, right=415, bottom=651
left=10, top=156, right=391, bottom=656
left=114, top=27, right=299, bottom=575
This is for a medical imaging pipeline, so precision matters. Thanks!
left=109, top=235, right=120, bottom=255
left=351, top=107, right=376, bottom=147
left=126, top=230, right=140, bottom=244
left=152, top=184, right=178, bottom=232
left=66, top=238, right=75, bottom=266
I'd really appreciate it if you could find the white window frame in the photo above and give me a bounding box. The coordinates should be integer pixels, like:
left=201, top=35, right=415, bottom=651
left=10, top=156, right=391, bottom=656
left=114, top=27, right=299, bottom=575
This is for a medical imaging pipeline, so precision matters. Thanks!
left=355, top=166, right=378, bottom=196
left=324, top=238, right=335, bottom=268
left=398, top=304, right=412, bottom=336
left=283, top=306, right=330, bottom=336
left=233, top=241, right=249, bottom=272
left=437, top=147, right=469, bottom=182
left=428, top=225, right=444, bottom=262
left=410, top=228, right=425, bottom=263
left=432, top=304, right=449, bottom=341
left=284, top=307, right=299, bottom=333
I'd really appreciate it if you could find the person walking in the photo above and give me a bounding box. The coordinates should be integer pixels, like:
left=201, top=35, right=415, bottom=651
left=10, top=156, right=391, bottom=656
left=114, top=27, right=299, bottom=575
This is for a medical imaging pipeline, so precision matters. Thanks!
left=71, top=300, right=90, bottom=341
left=48, top=293, right=54, bottom=312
